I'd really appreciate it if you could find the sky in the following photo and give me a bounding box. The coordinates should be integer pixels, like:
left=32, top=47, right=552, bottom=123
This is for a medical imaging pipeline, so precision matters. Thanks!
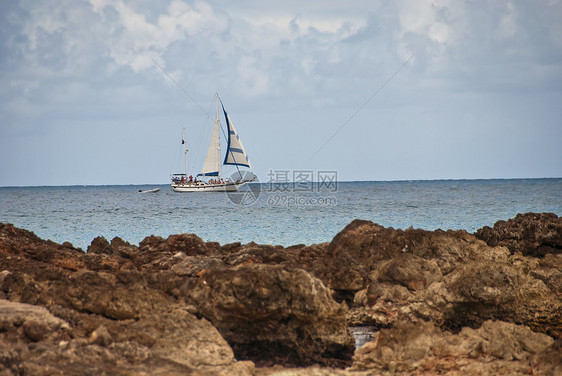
left=1, top=0, right=561, bottom=186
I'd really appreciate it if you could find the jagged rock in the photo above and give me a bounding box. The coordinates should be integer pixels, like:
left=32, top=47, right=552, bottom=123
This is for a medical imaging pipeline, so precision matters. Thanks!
left=87, top=236, right=113, bottom=255
left=110, top=237, right=138, bottom=258
left=0, top=223, right=85, bottom=271
left=139, top=233, right=210, bottom=256
left=186, top=263, right=355, bottom=367
left=316, top=220, right=562, bottom=339
left=170, top=255, right=226, bottom=277
left=476, top=212, right=562, bottom=257
left=0, top=227, right=253, bottom=375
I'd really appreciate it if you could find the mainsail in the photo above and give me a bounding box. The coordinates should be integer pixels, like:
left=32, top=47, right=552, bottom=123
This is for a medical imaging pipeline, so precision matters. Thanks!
left=222, top=104, right=251, bottom=169
left=199, top=112, right=221, bottom=176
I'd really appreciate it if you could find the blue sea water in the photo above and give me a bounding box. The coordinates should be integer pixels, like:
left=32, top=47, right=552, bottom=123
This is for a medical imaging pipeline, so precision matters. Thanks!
left=0, top=179, right=561, bottom=251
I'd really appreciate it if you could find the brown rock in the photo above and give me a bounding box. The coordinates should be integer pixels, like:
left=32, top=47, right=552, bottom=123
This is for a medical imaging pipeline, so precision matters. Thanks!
left=186, top=263, right=354, bottom=367
left=87, top=236, right=113, bottom=255
left=445, top=260, right=561, bottom=338
left=532, top=337, right=562, bottom=376
left=139, top=233, right=209, bottom=256
left=89, top=325, right=113, bottom=346
left=0, top=299, right=68, bottom=333
left=374, top=253, right=442, bottom=291
left=110, top=237, right=138, bottom=258
left=351, top=320, right=554, bottom=375
left=476, top=212, right=562, bottom=257
left=23, top=319, right=50, bottom=341
left=317, top=218, right=562, bottom=339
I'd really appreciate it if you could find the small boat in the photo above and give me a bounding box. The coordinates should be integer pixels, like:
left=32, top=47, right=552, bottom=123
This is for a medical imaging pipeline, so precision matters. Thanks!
left=171, top=94, right=256, bottom=192
left=138, top=188, right=160, bottom=193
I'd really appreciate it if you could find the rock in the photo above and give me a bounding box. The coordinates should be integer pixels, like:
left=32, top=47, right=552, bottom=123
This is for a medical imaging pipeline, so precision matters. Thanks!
left=23, top=319, right=50, bottom=341
left=351, top=320, right=555, bottom=375
left=534, top=253, right=562, bottom=294
left=465, top=320, right=554, bottom=361
left=0, top=270, right=12, bottom=291
left=0, top=342, right=24, bottom=375
left=0, top=226, right=253, bottom=375
left=139, top=233, right=210, bottom=256
left=1, top=214, right=561, bottom=375
left=0, top=299, right=68, bottom=339
left=476, top=212, right=562, bottom=257
left=317, top=218, right=562, bottom=339
left=373, top=253, right=442, bottom=291
left=0, top=222, right=85, bottom=271
left=0, top=291, right=251, bottom=375
left=87, top=236, right=113, bottom=255
left=532, top=337, right=562, bottom=376
left=445, top=260, right=561, bottom=337
left=89, top=325, right=113, bottom=346
left=170, top=255, right=226, bottom=277
left=186, top=263, right=355, bottom=367
left=110, top=237, right=138, bottom=258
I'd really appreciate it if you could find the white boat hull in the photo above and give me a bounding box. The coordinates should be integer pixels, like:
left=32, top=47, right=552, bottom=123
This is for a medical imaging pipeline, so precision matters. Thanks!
left=171, top=181, right=246, bottom=192
left=138, top=188, right=160, bottom=193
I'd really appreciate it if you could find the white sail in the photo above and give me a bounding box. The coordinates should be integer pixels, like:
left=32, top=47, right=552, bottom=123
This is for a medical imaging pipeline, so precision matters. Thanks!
left=222, top=104, right=251, bottom=169
left=200, top=113, right=221, bottom=176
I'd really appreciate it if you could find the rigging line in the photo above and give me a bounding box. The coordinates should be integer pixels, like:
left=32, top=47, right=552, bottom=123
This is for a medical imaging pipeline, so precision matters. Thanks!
left=308, top=55, right=414, bottom=161
left=149, top=55, right=214, bottom=122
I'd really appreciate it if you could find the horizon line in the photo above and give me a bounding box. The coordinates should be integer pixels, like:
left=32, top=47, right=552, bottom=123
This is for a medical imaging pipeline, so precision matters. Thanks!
left=1, top=176, right=561, bottom=189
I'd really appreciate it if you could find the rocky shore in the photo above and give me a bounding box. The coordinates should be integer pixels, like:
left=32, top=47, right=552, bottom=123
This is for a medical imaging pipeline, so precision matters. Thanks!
left=0, top=212, right=560, bottom=375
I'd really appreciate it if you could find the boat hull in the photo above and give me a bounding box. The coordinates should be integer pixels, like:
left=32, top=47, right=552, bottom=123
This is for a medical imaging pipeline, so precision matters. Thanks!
left=171, top=181, right=245, bottom=192
left=138, top=188, right=160, bottom=193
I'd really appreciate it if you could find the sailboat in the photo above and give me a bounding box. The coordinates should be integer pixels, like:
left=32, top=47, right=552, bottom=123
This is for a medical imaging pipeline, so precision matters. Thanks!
left=171, top=94, right=256, bottom=192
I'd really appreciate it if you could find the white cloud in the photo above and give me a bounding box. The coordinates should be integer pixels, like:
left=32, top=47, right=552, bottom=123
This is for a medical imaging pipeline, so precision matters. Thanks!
left=495, top=2, right=518, bottom=40
left=235, top=55, right=270, bottom=96
left=428, top=22, right=451, bottom=44
left=89, top=0, right=229, bottom=72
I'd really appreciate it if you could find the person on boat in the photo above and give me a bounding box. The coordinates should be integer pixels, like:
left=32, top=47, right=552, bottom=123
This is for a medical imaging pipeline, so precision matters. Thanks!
left=189, top=175, right=193, bottom=182
left=221, top=179, right=224, bottom=184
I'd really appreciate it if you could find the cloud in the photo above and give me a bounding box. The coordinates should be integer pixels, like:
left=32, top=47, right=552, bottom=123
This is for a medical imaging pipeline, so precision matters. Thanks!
left=89, top=0, right=229, bottom=72
left=1, top=0, right=561, bottom=185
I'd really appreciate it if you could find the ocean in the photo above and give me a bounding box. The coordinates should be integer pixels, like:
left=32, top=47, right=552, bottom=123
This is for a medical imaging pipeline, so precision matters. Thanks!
left=1, top=179, right=561, bottom=251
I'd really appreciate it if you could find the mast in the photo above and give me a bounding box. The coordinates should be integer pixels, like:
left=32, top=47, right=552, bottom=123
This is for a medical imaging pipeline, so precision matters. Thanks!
left=216, top=93, right=221, bottom=178
left=182, top=128, right=188, bottom=177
